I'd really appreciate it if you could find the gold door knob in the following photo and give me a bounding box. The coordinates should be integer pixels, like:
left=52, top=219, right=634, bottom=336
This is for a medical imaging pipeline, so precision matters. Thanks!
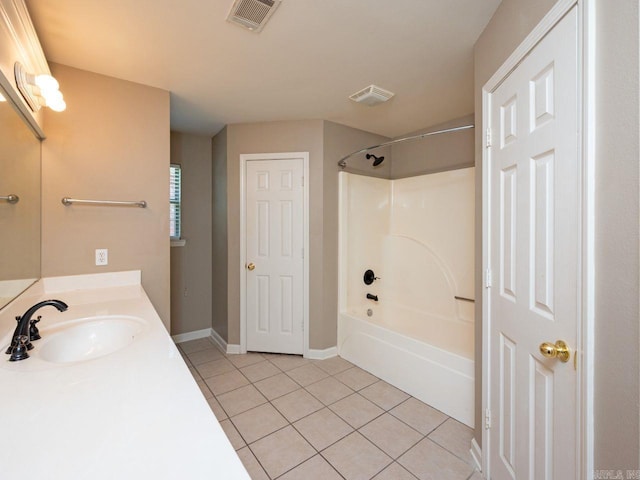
left=247, top=262, right=255, bottom=271
left=539, top=340, right=570, bottom=363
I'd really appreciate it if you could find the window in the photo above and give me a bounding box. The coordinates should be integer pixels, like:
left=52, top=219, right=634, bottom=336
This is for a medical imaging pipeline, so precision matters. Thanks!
left=170, top=164, right=181, bottom=239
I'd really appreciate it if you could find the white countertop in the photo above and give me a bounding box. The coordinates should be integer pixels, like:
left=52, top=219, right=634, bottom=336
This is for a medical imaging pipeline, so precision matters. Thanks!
left=0, top=271, right=249, bottom=479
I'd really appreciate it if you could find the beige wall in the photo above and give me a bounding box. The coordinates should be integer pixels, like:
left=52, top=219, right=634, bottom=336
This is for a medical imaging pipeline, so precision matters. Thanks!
left=42, top=64, right=171, bottom=328
left=330, top=121, right=391, bottom=179
left=225, top=120, right=325, bottom=347
left=390, top=114, right=474, bottom=179
left=211, top=127, right=229, bottom=341
left=473, top=0, right=640, bottom=470
left=170, top=132, right=213, bottom=335
left=593, top=0, right=639, bottom=470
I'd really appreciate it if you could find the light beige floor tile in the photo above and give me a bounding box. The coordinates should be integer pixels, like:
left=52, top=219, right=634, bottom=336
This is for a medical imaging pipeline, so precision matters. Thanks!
left=236, top=447, right=269, bottom=480
left=217, top=384, right=267, bottom=417
left=390, top=398, right=448, bottom=435
left=428, top=418, right=475, bottom=465
left=334, top=366, right=378, bottom=391
left=272, top=388, right=324, bottom=422
left=286, top=363, right=329, bottom=387
left=373, top=462, right=419, bottom=480
left=360, top=380, right=410, bottom=410
left=249, top=425, right=315, bottom=479
left=329, top=393, right=384, bottom=429
left=293, top=407, right=353, bottom=451
left=178, top=337, right=215, bottom=355
left=312, top=355, right=353, bottom=375
left=240, top=360, right=281, bottom=382
left=187, top=346, right=225, bottom=365
left=360, top=413, right=423, bottom=459
left=206, top=396, right=228, bottom=421
left=268, top=354, right=310, bottom=371
left=278, top=454, right=343, bottom=480
left=196, top=357, right=236, bottom=379
left=231, top=403, right=289, bottom=444
left=195, top=379, right=213, bottom=399
left=204, top=369, right=249, bottom=395
left=219, top=419, right=246, bottom=450
left=468, top=471, right=483, bottom=480
left=228, top=352, right=265, bottom=368
left=398, top=438, right=474, bottom=480
left=305, top=376, right=353, bottom=405
left=254, top=372, right=300, bottom=400
left=322, top=431, right=392, bottom=480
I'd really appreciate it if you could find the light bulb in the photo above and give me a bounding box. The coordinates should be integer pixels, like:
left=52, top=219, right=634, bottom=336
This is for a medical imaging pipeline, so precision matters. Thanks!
left=45, top=90, right=65, bottom=111
left=47, top=98, right=66, bottom=112
left=34, top=74, right=59, bottom=92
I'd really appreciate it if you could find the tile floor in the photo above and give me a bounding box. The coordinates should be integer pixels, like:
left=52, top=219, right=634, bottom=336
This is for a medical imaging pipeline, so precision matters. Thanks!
left=177, top=337, right=482, bottom=480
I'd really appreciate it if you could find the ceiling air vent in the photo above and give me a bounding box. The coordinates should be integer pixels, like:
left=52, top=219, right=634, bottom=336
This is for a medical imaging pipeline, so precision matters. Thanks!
left=349, top=85, right=395, bottom=106
left=227, top=0, right=281, bottom=33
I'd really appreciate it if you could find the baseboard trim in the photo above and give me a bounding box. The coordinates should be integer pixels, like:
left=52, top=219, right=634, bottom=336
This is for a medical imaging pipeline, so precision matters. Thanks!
left=209, top=328, right=228, bottom=352
left=306, top=346, right=338, bottom=360
left=171, top=328, right=213, bottom=344
left=470, top=438, right=482, bottom=472
left=226, top=344, right=242, bottom=354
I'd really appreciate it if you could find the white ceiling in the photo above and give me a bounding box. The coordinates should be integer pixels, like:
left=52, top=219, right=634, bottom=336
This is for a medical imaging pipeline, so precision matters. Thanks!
left=25, top=0, right=501, bottom=138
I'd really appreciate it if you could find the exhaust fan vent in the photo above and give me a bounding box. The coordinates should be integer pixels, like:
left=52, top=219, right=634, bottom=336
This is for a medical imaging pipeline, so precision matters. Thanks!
left=349, top=84, right=395, bottom=106
left=227, top=0, right=281, bottom=32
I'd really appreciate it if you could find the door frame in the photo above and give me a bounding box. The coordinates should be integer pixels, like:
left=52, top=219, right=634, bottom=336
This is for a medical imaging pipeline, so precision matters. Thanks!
left=481, top=0, right=595, bottom=478
left=239, top=152, right=310, bottom=356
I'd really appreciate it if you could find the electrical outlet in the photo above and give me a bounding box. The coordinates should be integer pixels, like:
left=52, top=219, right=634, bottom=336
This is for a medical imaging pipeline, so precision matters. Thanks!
left=95, top=249, right=108, bottom=266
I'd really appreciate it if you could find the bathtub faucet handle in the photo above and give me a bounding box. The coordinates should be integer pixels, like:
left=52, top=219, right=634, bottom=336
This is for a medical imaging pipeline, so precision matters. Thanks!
left=363, top=270, right=380, bottom=285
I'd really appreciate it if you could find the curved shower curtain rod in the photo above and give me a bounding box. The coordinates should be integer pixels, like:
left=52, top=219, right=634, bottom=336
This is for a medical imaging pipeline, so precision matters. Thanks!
left=337, top=124, right=474, bottom=169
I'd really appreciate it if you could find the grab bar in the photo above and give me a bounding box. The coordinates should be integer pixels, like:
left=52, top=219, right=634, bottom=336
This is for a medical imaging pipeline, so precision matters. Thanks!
left=454, top=296, right=475, bottom=303
left=0, top=194, right=19, bottom=204
left=62, top=197, right=147, bottom=208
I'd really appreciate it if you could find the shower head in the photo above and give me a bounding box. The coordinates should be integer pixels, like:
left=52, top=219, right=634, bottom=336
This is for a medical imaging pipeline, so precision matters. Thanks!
left=366, top=153, right=385, bottom=167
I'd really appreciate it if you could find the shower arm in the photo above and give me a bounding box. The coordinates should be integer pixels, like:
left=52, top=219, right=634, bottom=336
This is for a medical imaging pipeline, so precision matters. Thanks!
left=336, top=124, right=474, bottom=169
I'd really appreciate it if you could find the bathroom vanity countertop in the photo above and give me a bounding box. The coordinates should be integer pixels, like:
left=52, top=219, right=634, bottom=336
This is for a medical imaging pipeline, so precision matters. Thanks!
left=0, top=271, right=249, bottom=480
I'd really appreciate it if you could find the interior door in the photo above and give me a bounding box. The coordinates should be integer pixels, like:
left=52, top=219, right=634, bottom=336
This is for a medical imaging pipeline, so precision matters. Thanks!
left=487, top=7, right=579, bottom=479
left=245, top=157, right=304, bottom=354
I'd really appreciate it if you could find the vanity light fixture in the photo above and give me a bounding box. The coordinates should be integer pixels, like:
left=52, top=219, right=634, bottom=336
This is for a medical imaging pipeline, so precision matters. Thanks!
left=14, top=62, right=66, bottom=112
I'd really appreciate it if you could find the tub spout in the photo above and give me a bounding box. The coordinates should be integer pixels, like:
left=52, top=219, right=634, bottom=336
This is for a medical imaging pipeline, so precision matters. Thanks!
left=366, top=293, right=378, bottom=302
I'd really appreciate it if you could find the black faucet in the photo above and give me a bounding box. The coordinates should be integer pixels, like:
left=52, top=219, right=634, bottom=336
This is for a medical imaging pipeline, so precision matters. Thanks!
left=5, top=299, right=68, bottom=361
left=366, top=293, right=379, bottom=302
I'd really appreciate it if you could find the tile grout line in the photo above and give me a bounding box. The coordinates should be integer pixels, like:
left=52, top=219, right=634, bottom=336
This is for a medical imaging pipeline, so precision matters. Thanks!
left=181, top=342, right=473, bottom=479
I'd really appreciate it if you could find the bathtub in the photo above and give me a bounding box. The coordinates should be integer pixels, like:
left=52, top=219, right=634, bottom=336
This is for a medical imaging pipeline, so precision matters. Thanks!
left=338, top=170, right=475, bottom=428
left=338, top=305, right=475, bottom=428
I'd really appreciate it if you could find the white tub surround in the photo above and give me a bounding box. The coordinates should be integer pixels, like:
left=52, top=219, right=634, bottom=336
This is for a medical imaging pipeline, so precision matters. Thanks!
left=338, top=170, right=475, bottom=427
left=0, top=271, right=249, bottom=480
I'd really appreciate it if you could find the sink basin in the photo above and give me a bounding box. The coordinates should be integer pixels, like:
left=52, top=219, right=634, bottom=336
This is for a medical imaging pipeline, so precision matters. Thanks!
left=37, top=316, right=145, bottom=364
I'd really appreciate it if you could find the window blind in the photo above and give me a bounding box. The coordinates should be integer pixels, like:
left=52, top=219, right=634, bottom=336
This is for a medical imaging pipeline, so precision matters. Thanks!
left=170, top=164, right=181, bottom=239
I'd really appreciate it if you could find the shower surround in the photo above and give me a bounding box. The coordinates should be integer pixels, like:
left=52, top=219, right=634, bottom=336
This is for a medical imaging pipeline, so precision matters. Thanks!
left=338, top=168, right=475, bottom=426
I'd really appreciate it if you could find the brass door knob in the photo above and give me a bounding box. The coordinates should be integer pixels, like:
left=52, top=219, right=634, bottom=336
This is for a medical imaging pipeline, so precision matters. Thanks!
left=539, top=340, right=570, bottom=363
left=247, top=262, right=256, bottom=271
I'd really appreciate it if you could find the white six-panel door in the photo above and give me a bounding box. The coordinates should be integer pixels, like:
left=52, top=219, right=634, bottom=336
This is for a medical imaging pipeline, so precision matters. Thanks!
left=487, top=7, right=579, bottom=479
left=245, top=157, right=305, bottom=354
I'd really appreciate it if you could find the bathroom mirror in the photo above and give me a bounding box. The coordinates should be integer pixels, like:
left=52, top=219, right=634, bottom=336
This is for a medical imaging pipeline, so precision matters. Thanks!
left=0, top=82, right=42, bottom=308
